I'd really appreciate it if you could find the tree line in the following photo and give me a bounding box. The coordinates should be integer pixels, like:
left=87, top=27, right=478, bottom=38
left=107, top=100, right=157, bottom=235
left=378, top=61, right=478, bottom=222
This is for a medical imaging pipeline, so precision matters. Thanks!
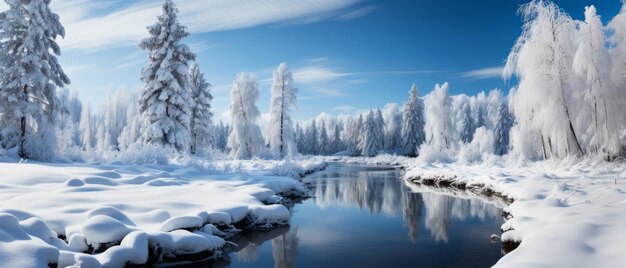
left=1, top=0, right=625, bottom=162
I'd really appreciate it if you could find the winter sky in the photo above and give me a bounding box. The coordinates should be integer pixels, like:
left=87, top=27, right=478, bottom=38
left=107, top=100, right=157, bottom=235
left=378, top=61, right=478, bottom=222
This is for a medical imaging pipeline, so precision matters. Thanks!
left=2, top=0, right=621, bottom=121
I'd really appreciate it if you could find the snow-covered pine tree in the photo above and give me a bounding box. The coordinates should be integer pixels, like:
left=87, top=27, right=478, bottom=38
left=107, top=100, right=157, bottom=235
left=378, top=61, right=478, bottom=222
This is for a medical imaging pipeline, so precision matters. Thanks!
left=79, top=103, right=93, bottom=151
left=456, top=97, right=474, bottom=143
left=401, top=84, right=425, bottom=157
left=504, top=0, right=583, bottom=159
left=488, top=90, right=513, bottom=155
left=318, top=121, right=329, bottom=155
left=56, top=88, right=81, bottom=147
left=295, top=123, right=305, bottom=154
left=99, top=88, right=135, bottom=151
left=375, top=109, right=386, bottom=151
left=347, top=115, right=364, bottom=156
left=383, top=103, right=402, bottom=152
left=137, top=0, right=195, bottom=152
left=0, top=0, right=71, bottom=159
left=227, top=73, right=264, bottom=159
left=471, top=92, right=488, bottom=129
left=212, top=121, right=229, bottom=152
left=361, top=110, right=384, bottom=157
left=329, top=124, right=343, bottom=155
left=305, top=119, right=319, bottom=155
left=188, top=61, right=213, bottom=155
left=266, top=62, right=298, bottom=158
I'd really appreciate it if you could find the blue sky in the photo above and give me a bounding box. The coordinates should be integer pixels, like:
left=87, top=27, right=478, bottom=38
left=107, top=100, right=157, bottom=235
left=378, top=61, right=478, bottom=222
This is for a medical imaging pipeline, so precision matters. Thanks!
left=5, top=0, right=622, bottom=121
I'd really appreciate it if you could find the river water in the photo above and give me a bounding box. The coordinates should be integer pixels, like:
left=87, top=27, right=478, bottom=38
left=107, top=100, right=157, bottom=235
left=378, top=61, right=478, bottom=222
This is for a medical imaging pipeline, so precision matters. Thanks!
left=221, top=163, right=506, bottom=268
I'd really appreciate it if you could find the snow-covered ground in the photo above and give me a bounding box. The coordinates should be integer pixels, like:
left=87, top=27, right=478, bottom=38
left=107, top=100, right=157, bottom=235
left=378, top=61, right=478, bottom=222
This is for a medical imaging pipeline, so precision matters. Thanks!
left=401, top=156, right=626, bottom=268
left=0, top=156, right=326, bottom=267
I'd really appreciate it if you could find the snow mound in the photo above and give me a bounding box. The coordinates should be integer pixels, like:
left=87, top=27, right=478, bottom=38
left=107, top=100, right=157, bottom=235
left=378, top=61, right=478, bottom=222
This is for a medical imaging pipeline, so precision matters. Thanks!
left=82, top=215, right=133, bottom=246
left=0, top=214, right=59, bottom=268
left=159, top=216, right=204, bottom=232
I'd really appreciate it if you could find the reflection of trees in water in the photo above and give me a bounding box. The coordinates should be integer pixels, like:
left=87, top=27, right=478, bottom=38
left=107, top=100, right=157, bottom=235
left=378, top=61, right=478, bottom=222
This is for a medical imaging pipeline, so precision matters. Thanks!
left=309, top=167, right=501, bottom=243
left=233, top=226, right=290, bottom=263
left=421, top=192, right=502, bottom=243
left=271, top=226, right=299, bottom=268
left=402, top=191, right=424, bottom=243
left=422, top=192, right=454, bottom=242
left=311, top=170, right=402, bottom=216
left=229, top=225, right=299, bottom=268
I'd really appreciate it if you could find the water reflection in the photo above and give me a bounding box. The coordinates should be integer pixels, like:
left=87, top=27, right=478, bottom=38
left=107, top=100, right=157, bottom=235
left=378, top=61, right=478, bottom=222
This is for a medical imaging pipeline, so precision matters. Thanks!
left=225, top=164, right=505, bottom=268
left=271, top=227, right=299, bottom=268
left=307, top=165, right=502, bottom=243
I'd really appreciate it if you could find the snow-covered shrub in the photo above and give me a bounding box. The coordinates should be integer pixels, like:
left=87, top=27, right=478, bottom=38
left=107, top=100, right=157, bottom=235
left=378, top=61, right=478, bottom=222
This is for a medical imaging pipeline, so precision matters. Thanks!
left=106, top=143, right=175, bottom=165
left=458, top=127, right=495, bottom=164
left=22, top=124, right=58, bottom=162
left=271, top=159, right=305, bottom=179
left=56, top=123, right=83, bottom=162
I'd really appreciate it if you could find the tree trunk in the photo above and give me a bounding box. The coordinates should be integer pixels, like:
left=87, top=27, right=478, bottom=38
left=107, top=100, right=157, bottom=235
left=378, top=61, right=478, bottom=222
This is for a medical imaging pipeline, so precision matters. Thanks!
left=19, top=116, right=26, bottom=159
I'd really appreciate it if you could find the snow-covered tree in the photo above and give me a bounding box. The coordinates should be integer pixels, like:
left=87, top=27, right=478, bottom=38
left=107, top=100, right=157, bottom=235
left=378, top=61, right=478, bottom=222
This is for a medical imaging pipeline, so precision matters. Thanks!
left=401, top=84, right=425, bottom=157
left=382, top=103, right=402, bottom=152
left=361, top=110, right=384, bottom=157
left=227, top=73, right=264, bottom=159
left=118, top=92, right=141, bottom=150
left=453, top=96, right=474, bottom=143
left=470, top=92, right=488, bottom=129
left=0, top=0, right=71, bottom=159
left=420, top=83, right=455, bottom=162
left=574, top=5, right=621, bottom=157
left=304, top=119, right=318, bottom=155
left=607, top=5, right=626, bottom=156
left=212, top=121, right=229, bottom=152
left=329, top=124, right=343, bottom=155
left=318, top=121, right=329, bottom=155
left=56, top=88, right=82, bottom=146
left=266, top=62, right=298, bottom=158
left=98, top=88, right=135, bottom=151
left=188, top=62, right=213, bottom=155
left=346, top=115, right=364, bottom=156
left=294, top=123, right=305, bottom=154
left=375, top=109, right=386, bottom=151
left=137, top=0, right=195, bottom=152
left=488, top=90, right=513, bottom=155
left=79, top=103, right=94, bottom=150
left=504, top=0, right=583, bottom=159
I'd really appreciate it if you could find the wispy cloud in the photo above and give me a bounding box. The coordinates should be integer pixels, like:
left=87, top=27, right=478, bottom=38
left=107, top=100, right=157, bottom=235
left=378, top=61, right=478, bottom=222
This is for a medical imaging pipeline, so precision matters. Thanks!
left=292, top=62, right=440, bottom=99
left=335, top=6, right=376, bottom=20
left=37, top=0, right=368, bottom=51
left=64, top=64, right=95, bottom=75
left=116, top=50, right=146, bottom=70
left=460, top=66, right=504, bottom=80
left=332, top=105, right=355, bottom=112
left=188, top=41, right=221, bottom=53
left=293, top=66, right=350, bottom=85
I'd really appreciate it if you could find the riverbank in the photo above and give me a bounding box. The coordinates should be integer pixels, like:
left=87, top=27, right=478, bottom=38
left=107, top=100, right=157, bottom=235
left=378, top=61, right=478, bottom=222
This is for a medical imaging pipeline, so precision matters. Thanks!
left=0, top=156, right=326, bottom=267
left=345, top=154, right=626, bottom=268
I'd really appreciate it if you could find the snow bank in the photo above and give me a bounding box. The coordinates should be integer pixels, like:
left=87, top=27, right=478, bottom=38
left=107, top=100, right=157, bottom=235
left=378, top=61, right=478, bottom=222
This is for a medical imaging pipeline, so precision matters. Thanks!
left=0, top=156, right=326, bottom=267
left=336, top=154, right=415, bottom=166
left=403, top=157, right=626, bottom=268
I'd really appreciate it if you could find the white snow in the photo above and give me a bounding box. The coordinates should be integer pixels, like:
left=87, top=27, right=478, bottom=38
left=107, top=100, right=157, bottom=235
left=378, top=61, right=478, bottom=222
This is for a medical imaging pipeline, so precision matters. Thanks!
left=402, top=156, right=626, bottom=268
left=0, top=156, right=324, bottom=267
